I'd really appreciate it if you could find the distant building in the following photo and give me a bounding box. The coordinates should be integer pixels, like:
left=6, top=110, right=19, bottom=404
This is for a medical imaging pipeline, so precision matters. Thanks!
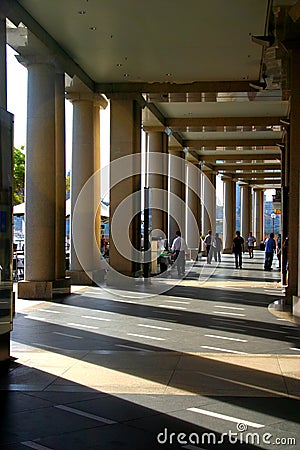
left=264, top=200, right=280, bottom=235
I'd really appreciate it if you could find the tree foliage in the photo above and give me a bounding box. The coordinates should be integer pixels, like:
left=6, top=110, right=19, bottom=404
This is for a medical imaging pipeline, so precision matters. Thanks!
left=66, top=174, right=70, bottom=199
left=13, top=147, right=70, bottom=205
left=13, top=146, right=25, bottom=205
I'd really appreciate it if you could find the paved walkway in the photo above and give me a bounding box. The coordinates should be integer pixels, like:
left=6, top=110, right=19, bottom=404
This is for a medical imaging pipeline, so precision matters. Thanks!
left=1, top=252, right=299, bottom=449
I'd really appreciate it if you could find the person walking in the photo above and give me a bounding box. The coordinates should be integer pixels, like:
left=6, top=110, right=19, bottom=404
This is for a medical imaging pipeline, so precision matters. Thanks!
left=276, top=233, right=282, bottom=270
left=171, top=230, right=187, bottom=276
left=247, top=231, right=256, bottom=258
left=204, top=230, right=212, bottom=264
left=212, top=233, right=222, bottom=262
left=264, top=232, right=276, bottom=271
left=232, top=231, right=245, bottom=269
left=282, top=236, right=289, bottom=285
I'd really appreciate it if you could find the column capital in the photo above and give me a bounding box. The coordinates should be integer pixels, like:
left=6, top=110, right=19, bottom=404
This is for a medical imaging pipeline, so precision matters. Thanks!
left=66, top=90, right=107, bottom=109
left=16, top=53, right=57, bottom=69
left=221, top=175, right=234, bottom=182
left=66, top=75, right=108, bottom=108
left=143, top=126, right=165, bottom=133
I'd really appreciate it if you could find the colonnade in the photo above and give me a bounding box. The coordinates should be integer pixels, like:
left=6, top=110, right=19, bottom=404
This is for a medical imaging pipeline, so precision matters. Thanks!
left=14, top=58, right=265, bottom=294
left=0, top=19, right=299, bottom=315
left=14, top=62, right=267, bottom=295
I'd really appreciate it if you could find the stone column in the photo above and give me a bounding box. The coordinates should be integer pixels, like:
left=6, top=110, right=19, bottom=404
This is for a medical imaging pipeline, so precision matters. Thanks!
left=201, top=93, right=216, bottom=238
left=253, top=188, right=264, bottom=247
left=94, top=103, right=101, bottom=252
left=168, top=148, right=186, bottom=243
left=222, top=177, right=236, bottom=252
left=186, top=162, right=201, bottom=259
left=107, top=95, right=143, bottom=284
left=55, top=73, right=67, bottom=281
left=202, top=170, right=216, bottom=236
left=147, top=131, right=168, bottom=239
left=287, top=48, right=300, bottom=310
left=0, top=17, right=7, bottom=109
left=67, top=87, right=106, bottom=284
left=281, top=137, right=289, bottom=287
left=18, top=60, right=56, bottom=299
left=0, top=16, right=11, bottom=363
left=240, top=183, right=251, bottom=240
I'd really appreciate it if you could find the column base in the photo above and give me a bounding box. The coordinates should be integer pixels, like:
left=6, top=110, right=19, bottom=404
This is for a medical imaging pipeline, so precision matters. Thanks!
left=67, top=269, right=107, bottom=286
left=293, top=296, right=300, bottom=318
left=53, top=277, right=72, bottom=294
left=222, top=248, right=232, bottom=254
left=18, top=280, right=53, bottom=300
left=18, top=278, right=72, bottom=300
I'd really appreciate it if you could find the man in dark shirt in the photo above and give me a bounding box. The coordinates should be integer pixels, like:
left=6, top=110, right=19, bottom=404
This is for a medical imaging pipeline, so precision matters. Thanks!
left=264, top=232, right=276, bottom=271
left=232, top=230, right=245, bottom=269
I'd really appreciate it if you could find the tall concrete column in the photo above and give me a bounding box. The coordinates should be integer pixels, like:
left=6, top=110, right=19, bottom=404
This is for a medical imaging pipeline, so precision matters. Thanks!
left=67, top=90, right=101, bottom=282
left=240, top=183, right=251, bottom=240
left=169, top=148, right=186, bottom=243
left=222, top=177, right=236, bottom=252
left=0, top=17, right=7, bottom=109
left=147, top=131, right=168, bottom=239
left=186, top=162, right=201, bottom=259
left=18, top=61, right=56, bottom=299
left=281, top=136, right=289, bottom=287
left=253, top=188, right=264, bottom=247
left=287, top=47, right=300, bottom=308
left=201, top=93, right=216, bottom=238
left=108, top=95, right=143, bottom=282
left=66, top=80, right=107, bottom=285
left=94, top=103, right=101, bottom=251
left=202, top=170, right=216, bottom=236
left=55, top=73, right=66, bottom=280
left=0, top=16, right=11, bottom=362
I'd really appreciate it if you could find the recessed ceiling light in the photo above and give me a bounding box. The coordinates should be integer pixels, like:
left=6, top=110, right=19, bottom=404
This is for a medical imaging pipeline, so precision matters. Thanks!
left=123, top=73, right=130, bottom=77
left=165, top=73, right=172, bottom=77
left=116, top=63, right=122, bottom=67
left=89, top=27, right=97, bottom=30
left=78, top=10, right=86, bottom=14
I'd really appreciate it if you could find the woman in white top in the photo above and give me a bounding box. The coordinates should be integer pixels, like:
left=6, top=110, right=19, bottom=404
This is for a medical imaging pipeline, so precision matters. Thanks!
left=247, top=232, right=256, bottom=258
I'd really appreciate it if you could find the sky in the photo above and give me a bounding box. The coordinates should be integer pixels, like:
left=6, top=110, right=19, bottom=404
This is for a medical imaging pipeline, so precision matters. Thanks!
left=7, top=45, right=27, bottom=151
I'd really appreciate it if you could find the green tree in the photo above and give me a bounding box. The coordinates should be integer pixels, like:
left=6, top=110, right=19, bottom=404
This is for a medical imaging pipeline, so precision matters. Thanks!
left=13, top=146, right=25, bottom=205
left=66, top=173, right=70, bottom=199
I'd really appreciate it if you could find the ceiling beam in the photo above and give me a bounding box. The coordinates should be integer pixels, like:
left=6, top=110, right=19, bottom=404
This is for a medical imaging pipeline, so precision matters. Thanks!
left=247, top=180, right=281, bottom=186
left=96, top=81, right=260, bottom=95
left=215, top=163, right=281, bottom=171
left=186, top=151, right=200, bottom=163
left=236, top=172, right=281, bottom=179
left=167, top=117, right=285, bottom=128
left=184, top=138, right=281, bottom=148
left=172, top=131, right=185, bottom=147
left=146, top=103, right=166, bottom=126
left=199, top=153, right=280, bottom=162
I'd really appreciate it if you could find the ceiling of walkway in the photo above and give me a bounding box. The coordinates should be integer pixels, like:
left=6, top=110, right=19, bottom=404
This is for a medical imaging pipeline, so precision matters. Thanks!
left=4, top=0, right=299, bottom=188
